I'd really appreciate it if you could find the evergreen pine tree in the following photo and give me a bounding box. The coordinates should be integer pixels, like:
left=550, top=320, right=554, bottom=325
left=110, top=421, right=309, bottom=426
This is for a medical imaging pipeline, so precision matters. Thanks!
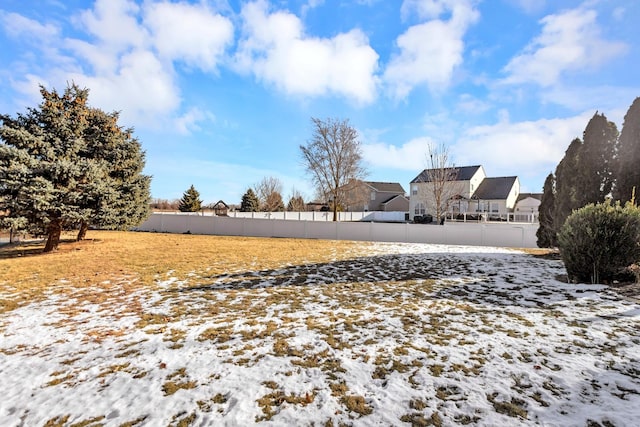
left=76, top=107, right=150, bottom=240
left=0, top=85, right=95, bottom=251
left=554, top=138, right=583, bottom=233
left=579, top=112, right=618, bottom=204
left=536, top=173, right=556, bottom=248
left=614, top=97, right=640, bottom=203
left=240, top=188, right=259, bottom=212
left=178, top=185, right=202, bottom=212
left=0, top=83, right=151, bottom=251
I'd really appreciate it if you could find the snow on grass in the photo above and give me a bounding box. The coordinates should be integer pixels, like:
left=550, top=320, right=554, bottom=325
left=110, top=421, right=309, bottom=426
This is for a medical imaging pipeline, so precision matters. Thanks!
left=1, top=242, right=639, bottom=426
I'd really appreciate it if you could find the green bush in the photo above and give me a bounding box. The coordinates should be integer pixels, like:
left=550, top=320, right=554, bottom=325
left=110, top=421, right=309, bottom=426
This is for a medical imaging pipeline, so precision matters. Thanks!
left=558, top=201, right=640, bottom=284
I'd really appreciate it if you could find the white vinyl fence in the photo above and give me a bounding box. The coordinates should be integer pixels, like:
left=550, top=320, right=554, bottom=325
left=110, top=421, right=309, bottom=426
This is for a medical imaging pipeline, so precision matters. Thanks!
left=136, top=213, right=539, bottom=248
left=160, top=211, right=407, bottom=222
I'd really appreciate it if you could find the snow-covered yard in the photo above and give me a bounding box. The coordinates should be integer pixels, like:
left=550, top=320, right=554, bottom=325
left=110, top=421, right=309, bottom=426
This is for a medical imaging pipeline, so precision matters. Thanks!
left=1, top=242, right=639, bottom=426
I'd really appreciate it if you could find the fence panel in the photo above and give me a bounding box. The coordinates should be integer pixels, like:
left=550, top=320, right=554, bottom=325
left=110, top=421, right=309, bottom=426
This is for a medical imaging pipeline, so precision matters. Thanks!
left=135, top=213, right=539, bottom=248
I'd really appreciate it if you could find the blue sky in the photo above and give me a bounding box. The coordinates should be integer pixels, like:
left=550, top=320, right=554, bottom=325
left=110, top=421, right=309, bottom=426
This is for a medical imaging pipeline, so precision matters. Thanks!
left=1, top=0, right=638, bottom=205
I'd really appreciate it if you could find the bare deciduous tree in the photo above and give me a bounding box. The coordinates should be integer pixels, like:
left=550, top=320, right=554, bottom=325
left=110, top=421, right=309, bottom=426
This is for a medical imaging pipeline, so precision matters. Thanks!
left=300, top=117, right=367, bottom=221
left=255, top=176, right=284, bottom=212
left=418, top=143, right=464, bottom=221
left=150, top=198, right=180, bottom=211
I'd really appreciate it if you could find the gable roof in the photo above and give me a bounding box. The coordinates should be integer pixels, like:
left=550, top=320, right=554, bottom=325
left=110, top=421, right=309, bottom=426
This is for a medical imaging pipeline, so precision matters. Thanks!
left=472, top=177, right=518, bottom=200
left=516, top=193, right=542, bottom=202
left=212, top=200, right=229, bottom=209
left=411, top=165, right=482, bottom=183
left=366, top=181, right=406, bottom=193
left=381, top=194, right=409, bottom=205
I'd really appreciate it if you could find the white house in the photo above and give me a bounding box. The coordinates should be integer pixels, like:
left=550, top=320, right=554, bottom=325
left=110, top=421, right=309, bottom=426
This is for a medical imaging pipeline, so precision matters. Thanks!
left=514, top=193, right=542, bottom=222
left=410, top=165, right=486, bottom=218
left=471, top=176, right=520, bottom=216
left=409, top=165, right=521, bottom=221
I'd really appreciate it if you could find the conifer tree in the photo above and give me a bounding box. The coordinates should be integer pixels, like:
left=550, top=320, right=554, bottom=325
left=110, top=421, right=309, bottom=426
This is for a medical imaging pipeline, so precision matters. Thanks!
left=76, top=107, right=150, bottom=240
left=240, top=188, right=259, bottom=212
left=554, top=138, right=583, bottom=233
left=536, top=173, right=556, bottom=248
left=178, top=185, right=202, bottom=212
left=0, top=83, right=151, bottom=251
left=614, top=97, right=640, bottom=203
left=579, top=112, right=618, bottom=204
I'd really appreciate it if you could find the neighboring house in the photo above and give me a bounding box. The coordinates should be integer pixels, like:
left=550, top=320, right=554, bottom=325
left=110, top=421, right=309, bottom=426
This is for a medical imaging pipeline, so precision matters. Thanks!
left=343, top=181, right=409, bottom=212
left=409, top=165, right=521, bottom=220
left=410, top=165, right=486, bottom=219
left=306, top=201, right=329, bottom=212
left=514, top=193, right=542, bottom=221
left=470, top=176, right=520, bottom=217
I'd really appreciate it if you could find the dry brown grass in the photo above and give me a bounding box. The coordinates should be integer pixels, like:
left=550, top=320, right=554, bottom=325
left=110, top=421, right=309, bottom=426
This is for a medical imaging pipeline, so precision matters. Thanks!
left=0, top=230, right=363, bottom=313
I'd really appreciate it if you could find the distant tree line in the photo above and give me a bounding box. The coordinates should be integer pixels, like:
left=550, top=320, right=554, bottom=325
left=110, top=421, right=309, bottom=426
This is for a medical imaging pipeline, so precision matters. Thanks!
left=537, top=97, right=640, bottom=248
left=150, top=198, right=181, bottom=211
left=239, top=178, right=308, bottom=213
left=163, top=180, right=308, bottom=214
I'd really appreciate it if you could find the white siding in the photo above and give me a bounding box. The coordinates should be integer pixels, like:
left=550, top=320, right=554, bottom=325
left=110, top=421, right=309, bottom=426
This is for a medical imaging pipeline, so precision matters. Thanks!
left=505, top=177, right=520, bottom=209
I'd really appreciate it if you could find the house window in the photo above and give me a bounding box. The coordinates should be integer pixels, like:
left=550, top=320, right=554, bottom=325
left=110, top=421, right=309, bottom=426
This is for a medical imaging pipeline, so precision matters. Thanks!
left=371, top=191, right=376, bottom=201
left=411, top=185, right=417, bottom=196
left=414, top=203, right=425, bottom=215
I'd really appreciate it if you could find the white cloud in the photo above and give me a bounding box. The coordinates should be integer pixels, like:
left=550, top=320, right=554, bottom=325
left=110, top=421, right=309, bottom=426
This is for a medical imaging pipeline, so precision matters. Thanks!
left=74, top=0, right=148, bottom=51
left=456, top=93, right=491, bottom=114
left=612, top=7, right=625, bottom=21
left=401, top=0, right=449, bottom=21
left=385, top=0, right=479, bottom=98
left=363, top=137, right=433, bottom=170
left=174, top=107, right=216, bottom=135
left=67, top=50, right=180, bottom=127
left=234, top=0, right=379, bottom=104
left=540, top=85, right=639, bottom=119
left=452, top=111, right=593, bottom=179
left=301, top=0, right=325, bottom=16
left=0, top=11, right=59, bottom=41
left=10, top=0, right=235, bottom=129
left=144, top=1, right=233, bottom=72
left=502, top=7, right=627, bottom=86
left=503, top=0, right=546, bottom=15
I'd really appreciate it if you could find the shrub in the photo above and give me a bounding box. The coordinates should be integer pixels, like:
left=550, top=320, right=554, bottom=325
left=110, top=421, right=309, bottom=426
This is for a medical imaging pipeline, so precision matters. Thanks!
left=558, top=201, right=640, bottom=284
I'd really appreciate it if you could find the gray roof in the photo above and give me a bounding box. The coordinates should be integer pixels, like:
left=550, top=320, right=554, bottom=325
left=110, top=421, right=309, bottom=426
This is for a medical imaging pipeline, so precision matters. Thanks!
left=381, top=194, right=409, bottom=204
left=366, top=181, right=406, bottom=194
left=411, top=165, right=482, bottom=183
left=516, top=193, right=542, bottom=202
left=472, top=176, right=518, bottom=200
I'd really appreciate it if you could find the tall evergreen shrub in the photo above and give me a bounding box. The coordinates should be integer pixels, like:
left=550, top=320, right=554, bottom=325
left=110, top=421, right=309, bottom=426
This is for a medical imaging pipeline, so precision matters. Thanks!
left=178, top=185, right=202, bottom=212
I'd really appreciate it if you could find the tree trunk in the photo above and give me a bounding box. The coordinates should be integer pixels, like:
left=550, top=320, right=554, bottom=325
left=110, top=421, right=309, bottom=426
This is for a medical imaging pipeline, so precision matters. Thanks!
left=44, top=219, right=62, bottom=253
left=332, top=204, right=338, bottom=222
left=77, top=221, right=89, bottom=241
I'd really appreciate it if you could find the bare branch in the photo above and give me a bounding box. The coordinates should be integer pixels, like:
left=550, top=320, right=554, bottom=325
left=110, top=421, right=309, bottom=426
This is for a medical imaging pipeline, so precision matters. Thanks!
left=418, top=142, right=463, bottom=220
left=300, top=117, right=368, bottom=221
left=254, top=176, right=284, bottom=211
